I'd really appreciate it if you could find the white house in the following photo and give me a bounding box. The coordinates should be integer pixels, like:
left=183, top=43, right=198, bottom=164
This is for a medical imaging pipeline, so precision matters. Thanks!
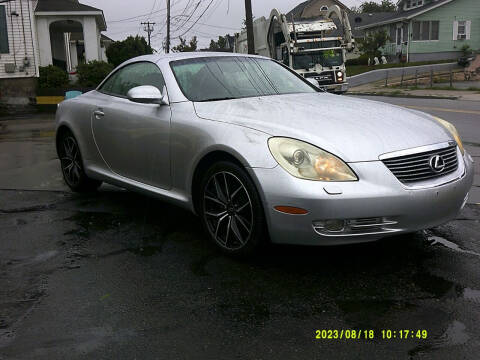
left=0, top=0, right=109, bottom=109
left=35, top=0, right=108, bottom=71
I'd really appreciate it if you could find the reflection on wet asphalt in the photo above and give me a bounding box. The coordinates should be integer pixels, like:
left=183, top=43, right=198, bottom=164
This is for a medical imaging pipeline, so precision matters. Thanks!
left=1, top=189, right=479, bottom=359
left=1, top=114, right=480, bottom=359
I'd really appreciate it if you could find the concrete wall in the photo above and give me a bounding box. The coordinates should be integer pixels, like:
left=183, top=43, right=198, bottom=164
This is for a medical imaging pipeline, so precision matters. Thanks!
left=348, top=61, right=460, bottom=87
left=0, top=77, right=37, bottom=114
left=0, top=0, right=39, bottom=79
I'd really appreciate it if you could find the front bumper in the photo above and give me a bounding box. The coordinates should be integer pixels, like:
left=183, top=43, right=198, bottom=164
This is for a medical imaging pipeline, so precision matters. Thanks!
left=248, top=151, right=474, bottom=246
left=324, top=82, right=349, bottom=93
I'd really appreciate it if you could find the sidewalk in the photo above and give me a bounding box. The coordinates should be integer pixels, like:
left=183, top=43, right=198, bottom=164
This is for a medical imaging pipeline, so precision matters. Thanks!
left=349, top=79, right=480, bottom=101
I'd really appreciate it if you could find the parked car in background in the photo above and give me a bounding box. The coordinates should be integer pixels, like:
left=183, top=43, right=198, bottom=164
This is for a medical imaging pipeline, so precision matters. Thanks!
left=55, top=53, right=474, bottom=255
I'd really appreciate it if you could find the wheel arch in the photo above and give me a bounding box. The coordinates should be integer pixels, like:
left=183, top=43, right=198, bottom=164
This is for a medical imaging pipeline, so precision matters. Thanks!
left=55, top=124, right=75, bottom=155
left=191, top=150, right=252, bottom=215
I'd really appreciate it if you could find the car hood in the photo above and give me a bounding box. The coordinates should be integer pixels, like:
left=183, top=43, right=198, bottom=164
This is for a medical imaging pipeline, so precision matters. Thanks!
left=194, top=93, right=453, bottom=162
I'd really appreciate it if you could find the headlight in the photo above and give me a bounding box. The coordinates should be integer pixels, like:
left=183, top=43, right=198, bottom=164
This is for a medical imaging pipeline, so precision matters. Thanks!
left=433, top=116, right=464, bottom=155
left=268, top=137, right=357, bottom=181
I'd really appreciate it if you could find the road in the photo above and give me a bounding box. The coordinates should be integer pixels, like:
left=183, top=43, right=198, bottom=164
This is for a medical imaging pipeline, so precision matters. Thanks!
left=0, top=97, right=479, bottom=359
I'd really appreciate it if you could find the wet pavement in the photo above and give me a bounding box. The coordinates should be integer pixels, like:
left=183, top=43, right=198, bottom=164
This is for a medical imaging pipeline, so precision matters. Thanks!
left=1, top=107, right=480, bottom=359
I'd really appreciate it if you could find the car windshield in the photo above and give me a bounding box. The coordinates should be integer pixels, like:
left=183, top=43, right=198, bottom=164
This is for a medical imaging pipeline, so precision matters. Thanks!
left=292, top=49, right=344, bottom=70
left=170, top=56, right=317, bottom=102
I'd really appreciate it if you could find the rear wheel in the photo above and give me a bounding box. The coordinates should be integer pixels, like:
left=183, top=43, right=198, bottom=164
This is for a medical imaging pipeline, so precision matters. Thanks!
left=58, top=131, right=102, bottom=192
left=199, top=161, right=266, bottom=256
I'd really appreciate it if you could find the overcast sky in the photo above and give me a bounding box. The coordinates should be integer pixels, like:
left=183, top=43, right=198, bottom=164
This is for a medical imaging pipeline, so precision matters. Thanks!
left=80, top=0, right=380, bottom=51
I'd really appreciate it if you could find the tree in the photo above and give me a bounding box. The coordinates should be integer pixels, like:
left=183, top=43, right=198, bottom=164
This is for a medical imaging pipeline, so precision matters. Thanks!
left=106, top=36, right=153, bottom=67
left=358, top=30, right=389, bottom=61
left=172, top=36, right=198, bottom=52
left=352, top=0, right=396, bottom=13
left=209, top=36, right=228, bottom=51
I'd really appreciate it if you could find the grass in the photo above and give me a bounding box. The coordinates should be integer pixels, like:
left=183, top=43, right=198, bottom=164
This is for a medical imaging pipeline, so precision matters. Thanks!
left=346, top=60, right=454, bottom=77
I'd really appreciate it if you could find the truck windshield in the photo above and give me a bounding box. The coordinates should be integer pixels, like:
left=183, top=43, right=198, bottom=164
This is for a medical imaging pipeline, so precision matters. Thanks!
left=170, top=56, right=317, bottom=102
left=293, top=49, right=344, bottom=70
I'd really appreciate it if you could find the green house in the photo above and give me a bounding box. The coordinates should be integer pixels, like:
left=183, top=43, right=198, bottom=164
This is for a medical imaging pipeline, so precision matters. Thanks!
left=356, top=0, right=479, bottom=62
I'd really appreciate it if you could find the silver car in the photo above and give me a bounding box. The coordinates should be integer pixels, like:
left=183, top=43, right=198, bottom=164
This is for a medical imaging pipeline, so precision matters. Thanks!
left=56, top=52, right=474, bottom=255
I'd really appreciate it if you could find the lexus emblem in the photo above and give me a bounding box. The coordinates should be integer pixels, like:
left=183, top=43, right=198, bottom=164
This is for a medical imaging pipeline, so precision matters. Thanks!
left=429, top=155, right=445, bottom=173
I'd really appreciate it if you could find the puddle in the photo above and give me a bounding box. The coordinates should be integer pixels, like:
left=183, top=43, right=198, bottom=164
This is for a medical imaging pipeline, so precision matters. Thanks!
left=427, top=235, right=480, bottom=257
left=409, top=320, right=470, bottom=357
left=463, top=288, right=480, bottom=303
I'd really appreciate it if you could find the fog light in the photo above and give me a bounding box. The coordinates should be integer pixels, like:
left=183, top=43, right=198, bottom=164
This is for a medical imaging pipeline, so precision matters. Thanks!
left=325, top=219, right=345, bottom=232
left=313, top=219, right=345, bottom=232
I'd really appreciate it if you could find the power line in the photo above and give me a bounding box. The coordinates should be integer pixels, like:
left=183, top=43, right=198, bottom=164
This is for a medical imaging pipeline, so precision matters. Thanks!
left=171, top=1, right=200, bottom=34
left=147, top=0, right=158, bottom=22
left=108, top=0, right=185, bottom=23
left=175, top=0, right=215, bottom=39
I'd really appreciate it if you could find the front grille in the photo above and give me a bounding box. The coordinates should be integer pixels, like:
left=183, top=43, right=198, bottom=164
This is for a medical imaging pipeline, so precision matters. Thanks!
left=314, top=72, right=334, bottom=85
left=304, top=71, right=334, bottom=85
left=382, top=145, right=458, bottom=184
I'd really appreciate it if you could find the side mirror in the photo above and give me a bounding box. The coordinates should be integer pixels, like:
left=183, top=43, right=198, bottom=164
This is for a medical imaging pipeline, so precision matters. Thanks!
left=127, top=85, right=169, bottom=105
left=306, top=78, right=320, bottom=88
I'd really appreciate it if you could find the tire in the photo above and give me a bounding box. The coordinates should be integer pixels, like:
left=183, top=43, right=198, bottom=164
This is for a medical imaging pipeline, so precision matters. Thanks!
left=57, top=130, right=102, bottom=192
left=199, top=161, right=267, bottom=256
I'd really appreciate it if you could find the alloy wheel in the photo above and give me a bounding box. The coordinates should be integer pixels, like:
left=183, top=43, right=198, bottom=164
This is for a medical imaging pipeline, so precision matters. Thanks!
left=203, top=171, right=254, bottom=251
left=61, top=136, right=82, bottom=187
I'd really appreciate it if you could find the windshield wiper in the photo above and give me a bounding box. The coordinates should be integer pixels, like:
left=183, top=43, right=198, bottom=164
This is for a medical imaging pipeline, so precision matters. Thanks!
left=196, top=97, right=236, bottom=102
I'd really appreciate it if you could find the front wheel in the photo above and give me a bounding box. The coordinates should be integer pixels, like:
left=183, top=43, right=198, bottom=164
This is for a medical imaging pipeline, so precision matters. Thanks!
left=199, top=161, right=267, bottom=256
left=58, top=131, right=102, bottom=192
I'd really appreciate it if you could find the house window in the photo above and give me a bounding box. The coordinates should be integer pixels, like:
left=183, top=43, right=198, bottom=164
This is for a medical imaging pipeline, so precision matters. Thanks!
left=0, top=6, right=9, bottom=54
left=320, top=6, right=328, bottom=11
left=412, top=20, right=439, bottom=41
left=458, top=21, right=466, bottom=39
left=454, top=20, right=471, bottom=40
left=406, top=0, right=423, bottom=9
left=431, top=21, right=439, bottom=40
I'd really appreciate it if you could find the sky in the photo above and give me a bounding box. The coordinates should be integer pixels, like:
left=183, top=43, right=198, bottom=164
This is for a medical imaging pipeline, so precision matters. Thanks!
left=80, top=0, right=380, bottom=51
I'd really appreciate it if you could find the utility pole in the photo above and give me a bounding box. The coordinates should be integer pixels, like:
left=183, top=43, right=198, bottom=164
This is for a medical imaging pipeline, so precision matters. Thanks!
left=141, top=21, right=155, bottom=47
left=166, top=0, right=171, bottom=53
left=244, top=0, right=255, bottom=54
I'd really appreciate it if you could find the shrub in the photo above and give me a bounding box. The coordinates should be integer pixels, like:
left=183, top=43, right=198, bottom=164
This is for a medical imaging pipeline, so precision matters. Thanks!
left=76, top=60, right=114, bottom=87
left=38, top=65, right=69, bottom=89
left=346, top=54, right=369, bottom=66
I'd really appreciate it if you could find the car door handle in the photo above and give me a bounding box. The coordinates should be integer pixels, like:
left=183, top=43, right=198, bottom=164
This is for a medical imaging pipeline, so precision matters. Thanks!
left=93, top=110, right=105, bottom=119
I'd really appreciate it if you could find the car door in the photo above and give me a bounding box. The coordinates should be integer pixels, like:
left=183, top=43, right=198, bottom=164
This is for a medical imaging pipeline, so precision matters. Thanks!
left=92, top=61, right=172, bottom=190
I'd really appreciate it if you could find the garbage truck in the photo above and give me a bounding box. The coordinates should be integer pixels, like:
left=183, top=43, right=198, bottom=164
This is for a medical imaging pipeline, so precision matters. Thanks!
left=234, top=6, right=354, bottom=93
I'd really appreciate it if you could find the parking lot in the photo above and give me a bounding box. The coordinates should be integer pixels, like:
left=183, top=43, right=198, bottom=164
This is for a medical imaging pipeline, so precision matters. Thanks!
left=1, top=96, right=479, bottom=359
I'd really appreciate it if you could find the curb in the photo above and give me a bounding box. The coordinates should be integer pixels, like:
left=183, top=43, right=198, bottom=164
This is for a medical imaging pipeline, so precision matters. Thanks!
left=347, top=92, right=459, bottom=100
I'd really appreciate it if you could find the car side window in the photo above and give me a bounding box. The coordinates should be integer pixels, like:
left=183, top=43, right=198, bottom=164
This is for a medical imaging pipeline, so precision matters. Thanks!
left=99, top=62, right=166, bottom=97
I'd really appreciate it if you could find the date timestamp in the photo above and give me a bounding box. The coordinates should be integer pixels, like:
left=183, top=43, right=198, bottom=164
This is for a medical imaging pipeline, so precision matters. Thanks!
left=315, top=329, right=428, bottom=340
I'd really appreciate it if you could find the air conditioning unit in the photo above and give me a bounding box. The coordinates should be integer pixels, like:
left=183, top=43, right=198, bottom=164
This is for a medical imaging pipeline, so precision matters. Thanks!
left=4, top=63, right=16, bottom=73
left=458, top=34, right=467, bottom=40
